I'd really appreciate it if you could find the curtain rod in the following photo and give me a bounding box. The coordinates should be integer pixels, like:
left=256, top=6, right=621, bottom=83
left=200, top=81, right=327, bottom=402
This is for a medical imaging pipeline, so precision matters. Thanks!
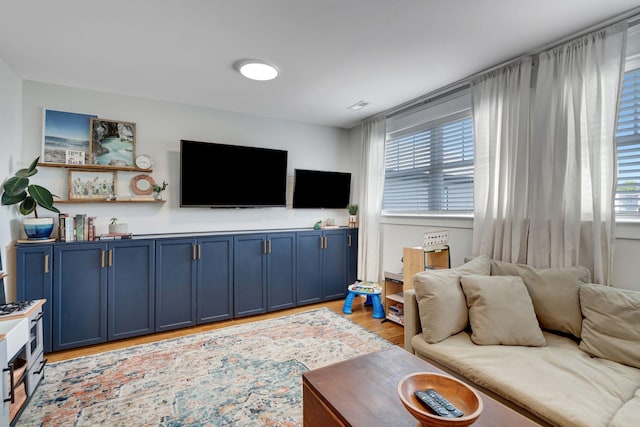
left=364, top=6, right=640, bottom=124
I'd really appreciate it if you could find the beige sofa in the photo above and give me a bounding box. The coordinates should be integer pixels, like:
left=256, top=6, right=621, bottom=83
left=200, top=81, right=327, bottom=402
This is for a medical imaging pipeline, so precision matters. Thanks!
left=404, top=256, right=640, bottom=427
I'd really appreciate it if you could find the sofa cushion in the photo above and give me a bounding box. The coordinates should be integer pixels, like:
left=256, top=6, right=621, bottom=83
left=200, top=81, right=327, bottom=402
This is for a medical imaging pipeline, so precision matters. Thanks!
left=579, top=283, right=640, bottom=369
left=411, top=330, right=640, bottom=427
left=610, top=388, right=640, bottom=427
left=460, top=275, right=546, bottom=346
left=412, top=255, right=491, bottom=344
left=490, top=260, right=590, bottom=338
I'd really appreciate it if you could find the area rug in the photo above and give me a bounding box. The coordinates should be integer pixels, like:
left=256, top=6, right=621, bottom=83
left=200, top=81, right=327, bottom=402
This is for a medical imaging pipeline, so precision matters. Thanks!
left=18, top=308, right=394, bottom=426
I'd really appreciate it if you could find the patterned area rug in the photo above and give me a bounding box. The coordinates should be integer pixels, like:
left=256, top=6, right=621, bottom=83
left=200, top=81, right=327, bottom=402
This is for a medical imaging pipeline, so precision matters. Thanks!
left=18, top=308, right=394, bottom=426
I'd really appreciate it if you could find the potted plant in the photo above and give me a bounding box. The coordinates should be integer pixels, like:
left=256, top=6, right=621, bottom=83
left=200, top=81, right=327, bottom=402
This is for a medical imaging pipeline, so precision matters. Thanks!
left=109, top=218, right=128, bottom=235
left=1, top=156, right=60, bottom=240
left=347, top=204, right=358, bottom=228
left=152, top=180, right=168, bottom=200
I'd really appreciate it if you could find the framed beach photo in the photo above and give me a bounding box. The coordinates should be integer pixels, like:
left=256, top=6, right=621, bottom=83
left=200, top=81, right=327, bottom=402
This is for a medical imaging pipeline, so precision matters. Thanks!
left=90, top=118, right=136, bottom=167
left=68, top=170, right=117, bottom=200
left=41, top=109, right=97, bottom=165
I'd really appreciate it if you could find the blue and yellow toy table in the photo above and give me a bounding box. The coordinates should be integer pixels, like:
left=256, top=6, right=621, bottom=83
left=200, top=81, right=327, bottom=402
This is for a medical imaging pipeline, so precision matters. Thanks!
left=342, top=282, right=385, bottom=319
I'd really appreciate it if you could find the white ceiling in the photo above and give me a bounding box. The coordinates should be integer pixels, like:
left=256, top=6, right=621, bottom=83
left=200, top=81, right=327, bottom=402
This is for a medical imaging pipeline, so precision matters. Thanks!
left=1, top=0, right=639, bottom=129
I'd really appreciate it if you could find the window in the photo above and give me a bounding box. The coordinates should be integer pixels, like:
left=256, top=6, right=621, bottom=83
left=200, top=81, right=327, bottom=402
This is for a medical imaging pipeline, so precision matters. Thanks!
left=616, top=24, right=640, bottom=216
left=616, top=68, right=640, bottom=215
left=382, top=89, right=474, bottom=214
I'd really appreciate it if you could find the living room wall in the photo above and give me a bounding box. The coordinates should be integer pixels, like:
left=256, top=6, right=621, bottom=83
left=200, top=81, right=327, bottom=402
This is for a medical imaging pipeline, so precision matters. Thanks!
left=0, top=80, right=360, bottom=300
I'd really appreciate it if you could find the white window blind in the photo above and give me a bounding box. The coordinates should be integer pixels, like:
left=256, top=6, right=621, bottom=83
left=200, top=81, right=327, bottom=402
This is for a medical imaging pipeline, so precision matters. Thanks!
left=616, top=67, right=640, bottom=214
left=382, top=89, right=474, bottom=213
left=616, top=23, right=640, bottom=216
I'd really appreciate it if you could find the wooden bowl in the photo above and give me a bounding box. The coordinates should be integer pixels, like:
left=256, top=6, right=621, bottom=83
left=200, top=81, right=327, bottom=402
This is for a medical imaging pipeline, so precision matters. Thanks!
left=397, top=372, right=483, bottom=427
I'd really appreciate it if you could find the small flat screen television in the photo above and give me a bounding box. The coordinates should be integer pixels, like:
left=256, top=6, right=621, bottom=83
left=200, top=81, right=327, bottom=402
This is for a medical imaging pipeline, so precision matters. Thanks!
left=180, top=140, right=288, bottom=208
left=292, top=169, right=352, bottom=209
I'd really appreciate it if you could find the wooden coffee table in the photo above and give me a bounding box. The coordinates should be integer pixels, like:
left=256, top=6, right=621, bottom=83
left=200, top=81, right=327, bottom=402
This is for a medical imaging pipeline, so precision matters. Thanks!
left=302, top=346, right=542, bottom=426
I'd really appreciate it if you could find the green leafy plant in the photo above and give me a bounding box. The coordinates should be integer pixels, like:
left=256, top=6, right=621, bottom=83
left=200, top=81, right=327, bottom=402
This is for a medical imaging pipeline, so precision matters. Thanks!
left=347, top=204, right=358, bottom=215
left=152, top=180, right=168, bottom=194
left=1, top=156, right=59, bottom=217
left=110, top=218, right=119, bottom=225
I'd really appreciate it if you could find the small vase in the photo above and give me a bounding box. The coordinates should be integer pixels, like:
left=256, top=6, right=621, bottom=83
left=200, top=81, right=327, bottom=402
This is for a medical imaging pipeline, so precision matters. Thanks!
left=153, top=192, right=163, bottom=201
left=348, top=215, right=358, bottom=228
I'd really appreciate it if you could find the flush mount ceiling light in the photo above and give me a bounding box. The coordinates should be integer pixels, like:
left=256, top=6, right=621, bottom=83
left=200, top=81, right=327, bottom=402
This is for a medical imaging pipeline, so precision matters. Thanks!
left=235, top=59, right=279, bottom=81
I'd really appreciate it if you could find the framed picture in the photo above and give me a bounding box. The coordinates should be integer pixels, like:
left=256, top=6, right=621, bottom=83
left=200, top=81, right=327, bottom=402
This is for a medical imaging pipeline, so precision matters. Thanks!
left=90, top=118, right=136, bottom=167
left=68, top=170, right=117, bottom=200
left=41, top=109, right=97, bottom=165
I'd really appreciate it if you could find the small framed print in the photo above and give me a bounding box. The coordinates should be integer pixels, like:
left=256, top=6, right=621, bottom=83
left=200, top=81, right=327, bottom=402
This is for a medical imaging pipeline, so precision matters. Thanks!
left=68, top=170, right=117, bottom=200
left=90, top=118, right=136, bottom=167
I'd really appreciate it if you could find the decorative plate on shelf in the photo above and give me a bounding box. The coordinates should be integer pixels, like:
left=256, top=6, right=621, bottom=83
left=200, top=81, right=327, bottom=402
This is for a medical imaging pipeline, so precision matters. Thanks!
left=131, top=174, right=155, bottom=195
left=135, top=154, right=153, bottom=170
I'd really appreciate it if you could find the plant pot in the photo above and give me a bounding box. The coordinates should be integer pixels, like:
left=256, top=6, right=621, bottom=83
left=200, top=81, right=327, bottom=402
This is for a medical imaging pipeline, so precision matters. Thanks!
left=23, top=217, right=54, bottom=240
left=109, top=223, right=128, bottom=234
left=348, top=215, right=358, bottom=228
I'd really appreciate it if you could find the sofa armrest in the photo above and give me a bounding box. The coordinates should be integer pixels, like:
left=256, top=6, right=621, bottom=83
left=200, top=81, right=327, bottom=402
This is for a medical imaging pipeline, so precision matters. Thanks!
left=404, top=288, right=421, bottom=353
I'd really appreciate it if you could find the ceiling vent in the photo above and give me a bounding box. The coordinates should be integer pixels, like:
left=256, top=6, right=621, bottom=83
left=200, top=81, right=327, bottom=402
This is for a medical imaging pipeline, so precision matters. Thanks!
left=347, top=100, right=370, bottom=111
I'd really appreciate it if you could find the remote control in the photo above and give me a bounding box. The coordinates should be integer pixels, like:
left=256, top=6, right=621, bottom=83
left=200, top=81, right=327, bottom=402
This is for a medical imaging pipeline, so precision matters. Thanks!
left=425, top=388, right=464, bottom=417
left=414, top=390, right=455, bottom=418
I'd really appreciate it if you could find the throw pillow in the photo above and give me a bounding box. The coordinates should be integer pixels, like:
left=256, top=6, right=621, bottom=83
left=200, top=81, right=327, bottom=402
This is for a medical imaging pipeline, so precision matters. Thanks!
left=460, top=274, right=547, bottom=347
left=579, top=283, right=640, bottom=369
left=412, top=255, right=491, bottom=344
left=490, top=260, right=590, bottom=338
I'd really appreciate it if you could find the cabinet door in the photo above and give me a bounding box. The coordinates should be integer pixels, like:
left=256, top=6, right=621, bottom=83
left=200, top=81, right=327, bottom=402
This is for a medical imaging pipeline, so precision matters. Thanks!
left=197, top=236, right=233, bottom=323
left=296, top=231, right=323, bottom=306
left=347, top=228, right=358, bottom=284
left=16, top=245, right=53, bottom=353
left=155, top=238, right=197, bottom=331
left=107, top=240, right=155, bottom=341
left=233, top=234, right=267, bottom=317
left=322, top=229, right=349, bottom=300
left=53, top=243, right=108, bottom=351
left=267, top=232, right=296, bottom=312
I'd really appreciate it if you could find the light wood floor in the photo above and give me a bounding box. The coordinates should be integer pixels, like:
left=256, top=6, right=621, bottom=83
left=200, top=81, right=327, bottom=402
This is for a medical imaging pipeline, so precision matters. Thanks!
left=47, top=297, right=405, bottom=363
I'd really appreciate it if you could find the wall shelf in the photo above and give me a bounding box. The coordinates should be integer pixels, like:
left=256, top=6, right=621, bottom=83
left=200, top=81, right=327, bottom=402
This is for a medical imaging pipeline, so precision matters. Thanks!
left=55, top=199, right=165, bottom=204
left=38, top=163, right=152, bottom=173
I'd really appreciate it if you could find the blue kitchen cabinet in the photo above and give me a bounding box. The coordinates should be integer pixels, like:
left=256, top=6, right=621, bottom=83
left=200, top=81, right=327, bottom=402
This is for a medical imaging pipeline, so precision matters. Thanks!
left=15, top=245, right=54, bottom=353
left=196, top=235, right=234, bottom=323
left=155, top=238, right=197, bottom=332
left=233, top=232, right=295, bottom=317
left=296, top=228, right=349, bottom=306
left=347, top=228, right=358, bottom=284
left=52, top=243, right=108, bottom=351
left=107, top=240, right=155, bottom=341
left=156, top=236, right=234, bottom=331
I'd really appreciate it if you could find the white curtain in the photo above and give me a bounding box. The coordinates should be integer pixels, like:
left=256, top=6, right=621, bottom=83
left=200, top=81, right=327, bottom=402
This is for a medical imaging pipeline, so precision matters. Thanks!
left=472, top=23, right=626, bottom=285
left=471, top=58, right=533, bottom=263
left=358, top=118, right=385, bottom=283
left=528, top=23, right=626, bottom=285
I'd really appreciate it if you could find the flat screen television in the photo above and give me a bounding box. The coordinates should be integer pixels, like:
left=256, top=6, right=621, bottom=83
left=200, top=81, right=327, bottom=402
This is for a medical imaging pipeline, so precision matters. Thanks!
left=180, top=140, right=288, bottom=208
left=292, top=169, right=352, bottom=209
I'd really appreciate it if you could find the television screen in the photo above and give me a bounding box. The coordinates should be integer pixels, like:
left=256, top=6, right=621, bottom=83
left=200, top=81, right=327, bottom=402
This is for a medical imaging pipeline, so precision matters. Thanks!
left=292, top=169, right=351, bottom=209
left=180, top=140, right=288, bottom=208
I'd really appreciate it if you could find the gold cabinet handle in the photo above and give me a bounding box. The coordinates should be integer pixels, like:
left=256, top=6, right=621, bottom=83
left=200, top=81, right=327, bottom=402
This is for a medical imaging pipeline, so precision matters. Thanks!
left=192, top=245, right=197, bottom=261
left=267, top=240, right=272, bottom=254
left=348, top=235, right=352, bottom=246
left=108, top=249, right=113, bottom=267
left=263, top=240, right=267, bottom=255
left=44, top=254, right=49, bottom=274
left=197, top=244, right=201, bottom=260
left=101, top=250, right=106, bottom=269
left=324, top=236, right=328, bottom=249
